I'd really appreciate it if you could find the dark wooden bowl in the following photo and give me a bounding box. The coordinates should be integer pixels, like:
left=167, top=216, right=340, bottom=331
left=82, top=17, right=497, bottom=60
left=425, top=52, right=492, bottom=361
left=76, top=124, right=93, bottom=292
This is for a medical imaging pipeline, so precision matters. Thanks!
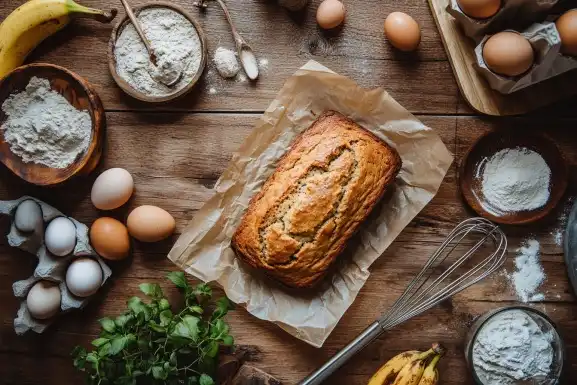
left=108, top=2, right=208, bottom=103
left=0, top=63, right=105, bottom=186
left=459, top=130, right=568, bottom=225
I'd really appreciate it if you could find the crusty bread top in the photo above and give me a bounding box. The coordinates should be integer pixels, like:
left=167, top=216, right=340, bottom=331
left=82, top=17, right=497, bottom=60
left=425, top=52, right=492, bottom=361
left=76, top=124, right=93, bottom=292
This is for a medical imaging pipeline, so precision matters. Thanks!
left=232, top=111, right=402, bottom=288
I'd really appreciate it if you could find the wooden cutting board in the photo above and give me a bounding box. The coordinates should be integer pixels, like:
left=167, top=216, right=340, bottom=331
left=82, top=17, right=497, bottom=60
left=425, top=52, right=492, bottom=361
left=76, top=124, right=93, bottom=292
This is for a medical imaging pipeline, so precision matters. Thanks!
left=427, top=0, right=577, bottom=116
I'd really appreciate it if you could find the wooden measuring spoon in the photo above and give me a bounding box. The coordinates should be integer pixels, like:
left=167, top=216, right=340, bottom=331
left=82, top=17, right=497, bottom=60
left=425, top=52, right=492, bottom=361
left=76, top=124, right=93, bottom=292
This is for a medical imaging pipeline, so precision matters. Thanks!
left=119, top=0, right=183, bottom=87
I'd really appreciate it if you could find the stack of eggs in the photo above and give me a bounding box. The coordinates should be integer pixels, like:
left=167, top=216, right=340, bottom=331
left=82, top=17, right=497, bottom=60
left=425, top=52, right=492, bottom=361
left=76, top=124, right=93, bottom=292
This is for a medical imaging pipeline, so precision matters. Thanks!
left=89, top=168, right=176, bottom=261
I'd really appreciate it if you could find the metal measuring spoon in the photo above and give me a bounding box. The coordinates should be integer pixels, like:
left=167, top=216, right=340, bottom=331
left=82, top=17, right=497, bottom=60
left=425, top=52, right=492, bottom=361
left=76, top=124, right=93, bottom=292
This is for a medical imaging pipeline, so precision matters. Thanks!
left=119, top=0, right=183, bottom=87
left=194, top=0, right=259, bottom=80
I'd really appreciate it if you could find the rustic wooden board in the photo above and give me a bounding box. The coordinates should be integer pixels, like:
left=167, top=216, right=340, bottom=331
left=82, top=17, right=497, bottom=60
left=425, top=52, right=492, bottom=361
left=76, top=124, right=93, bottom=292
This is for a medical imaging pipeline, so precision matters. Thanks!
left=428, top=0, right=577, bottom=116
left=0, top=113, right=576, bottom=385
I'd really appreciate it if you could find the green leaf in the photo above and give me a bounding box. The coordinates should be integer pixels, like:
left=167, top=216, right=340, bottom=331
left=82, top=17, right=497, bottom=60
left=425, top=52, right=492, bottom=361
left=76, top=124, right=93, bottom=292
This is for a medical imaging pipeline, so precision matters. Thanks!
left=91, top=338, right=110, bottom=348
left=169, top=351, right=177, bottom=366
left=148, top=320, right=166, bottom=333
left=192, top=284, right=212, bottom=302
left=205, top=340, right=219, bottom=358
left=199, top=374, right=215, bottom=385
left=98, top=342, right=111, bottom=356
left=189, top=305, right=204, bottom=314
left=221, top=334, right=234, bottom=346
left=186, top=376, right=199, bottom=385
left=210, top=319, right=229, bottom=338
left=99, top=317, right=116, bottom=333
left=167, top=271, right=188, bottom=290
left=140, top=282, right=163, bottom=298
left=86, top=352, right=98, bottom=364
left=109, top=334, right=134, bottom=355
left=159, top=298, right=171, bottom=310
left=152, top=365, right=167, bottom=380
left=127, top=297, right=152, bottom=321
left=212, top=297, right=232, bottom=320
left=115, top=314, right=132, bottom=328
left=71, top=346, right=86, bottom=358
left=172, top=315, right=200, bottom=342
left=160, top=309, right=173, bottom=326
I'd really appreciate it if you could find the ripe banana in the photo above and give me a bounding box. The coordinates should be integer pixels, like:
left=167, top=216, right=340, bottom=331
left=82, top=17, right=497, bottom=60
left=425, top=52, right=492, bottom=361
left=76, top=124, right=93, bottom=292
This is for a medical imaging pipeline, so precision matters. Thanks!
left=391, top=348, right=438, bottom=385
left=368, top=350, right=422, bottom=385
left=417, top=354, right=441, bottom=385
left=0, top=0, right=117, bottom=79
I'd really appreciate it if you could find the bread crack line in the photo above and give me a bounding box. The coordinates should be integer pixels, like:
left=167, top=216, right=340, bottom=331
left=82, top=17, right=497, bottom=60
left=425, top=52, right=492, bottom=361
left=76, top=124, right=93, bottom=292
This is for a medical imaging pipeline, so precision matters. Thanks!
left=259, top=141, right=360, bottom=267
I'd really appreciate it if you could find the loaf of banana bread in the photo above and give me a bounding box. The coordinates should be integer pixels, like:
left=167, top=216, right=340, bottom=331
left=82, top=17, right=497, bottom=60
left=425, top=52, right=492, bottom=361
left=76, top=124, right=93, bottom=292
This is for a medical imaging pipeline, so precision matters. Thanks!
left=231, top=111, right=402, bottom=288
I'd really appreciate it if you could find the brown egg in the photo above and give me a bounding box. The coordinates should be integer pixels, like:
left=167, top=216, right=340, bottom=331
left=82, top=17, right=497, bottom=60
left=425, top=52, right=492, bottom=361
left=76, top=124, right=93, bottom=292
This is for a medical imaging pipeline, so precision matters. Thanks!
left=90, top=217, right=130, bottom=260
left=127, top=205, right=176, bottom=242
left=384, top=12, right=421, bottom=52
left=316, top=0, right=345, bottom=30
left=457, top=0, right=501, bottom=19
left=556, top=9, right=577, bottom=56
left=482, top=32, right=534, bottom=77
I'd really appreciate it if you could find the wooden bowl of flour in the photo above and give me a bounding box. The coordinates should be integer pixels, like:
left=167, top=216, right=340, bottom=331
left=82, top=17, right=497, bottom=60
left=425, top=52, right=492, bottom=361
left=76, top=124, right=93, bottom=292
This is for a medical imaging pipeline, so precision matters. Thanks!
left=108, top=2, right=208, bottom=103
left=0, top=63, right=105, bottom=186
left=459, top=130, right=568, bottom=225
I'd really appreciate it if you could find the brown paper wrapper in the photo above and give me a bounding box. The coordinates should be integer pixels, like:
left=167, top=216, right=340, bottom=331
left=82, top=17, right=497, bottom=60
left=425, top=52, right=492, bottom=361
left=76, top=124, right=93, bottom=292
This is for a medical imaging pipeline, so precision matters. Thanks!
left=168, top=61, right=453, bottom=347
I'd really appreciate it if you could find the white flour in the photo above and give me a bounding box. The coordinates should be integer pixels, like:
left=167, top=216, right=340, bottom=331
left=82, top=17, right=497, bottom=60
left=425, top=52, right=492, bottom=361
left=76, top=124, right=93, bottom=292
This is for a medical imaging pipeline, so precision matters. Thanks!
left=473, top=310, right=553, bottom=385
left=509, top=239, right=546, bottom=302
left=1, top=77, right=92, bottom=169
left=213, top=47, right=240, bottom=78
left=480, top=148, right=551, bottom=214
left=114, top=8, right=202, bottom=97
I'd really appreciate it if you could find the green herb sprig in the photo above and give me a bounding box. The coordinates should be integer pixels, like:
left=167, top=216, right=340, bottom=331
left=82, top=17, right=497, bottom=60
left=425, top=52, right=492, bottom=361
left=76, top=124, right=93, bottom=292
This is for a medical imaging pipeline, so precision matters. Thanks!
left=72, top=272, right=234, bottom=385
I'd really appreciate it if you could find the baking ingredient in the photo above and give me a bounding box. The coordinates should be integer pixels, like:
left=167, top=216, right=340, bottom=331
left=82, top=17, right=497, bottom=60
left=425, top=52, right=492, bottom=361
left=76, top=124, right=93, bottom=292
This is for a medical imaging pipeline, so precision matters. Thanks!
left=114, top=7, right=202, bottom=97
left=482, top=32, right=534, bottom=77
left=456, top=0, right=501, bottom=19
left=508, top=238, right=546, bottom=302
left=384, top=12, right=421, bottom=52
left=90, top=168, right=134, bottom=210
left=1, top=77, right=93, bottom=169
left=556, top=9, right=577, bottom=56
left=316, top=0, right=345, bottom=30
left=45, top=217, right=77, bottom=256
left=472, top=309, right=553, bottom=385
left=480, top=147, right=550, bottom=214
left=127, top=205, right=176, bottom=242
left=368, top=351, right=421, bottom=385
left=71, top=272, right=233, bottom=385
left=240, top=49, right=259, bottom=81
left=213, top=47, right=240, bottom=79
left=90, top=218, right=130, bottom=261
left=391, top=345, right=443, bottom=385
left=14, top=200, right=43, bottom=233
left=418, top=355, right=440, bottom=385
left=26, top=280, right=61, bottom=319
left=0, top=0, right=116, bottom=79
left=66, top=257, right=103, bottom=297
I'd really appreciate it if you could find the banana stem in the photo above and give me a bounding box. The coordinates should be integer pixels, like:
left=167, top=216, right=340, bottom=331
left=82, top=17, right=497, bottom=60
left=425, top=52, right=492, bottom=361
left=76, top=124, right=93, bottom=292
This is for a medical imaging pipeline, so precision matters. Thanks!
left=66, top=0, right=118, bottom=23
left=427, top=354, right=441, bottom=370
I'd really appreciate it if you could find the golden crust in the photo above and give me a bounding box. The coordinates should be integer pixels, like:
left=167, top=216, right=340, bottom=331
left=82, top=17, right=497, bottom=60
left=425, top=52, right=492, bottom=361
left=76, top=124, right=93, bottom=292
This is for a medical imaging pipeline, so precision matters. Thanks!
left=231, top=111, right=402, bottom=288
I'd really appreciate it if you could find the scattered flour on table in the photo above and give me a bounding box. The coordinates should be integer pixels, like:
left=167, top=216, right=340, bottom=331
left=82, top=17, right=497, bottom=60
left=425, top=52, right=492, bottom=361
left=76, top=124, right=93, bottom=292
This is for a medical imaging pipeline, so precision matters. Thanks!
left=213, top=47, right=240, bottom=78
left=1, top=77, right=92, bottom=169
left=472, top=309, right=553, bottom=385
left=508, top=238, right=546, bottom=302
left=114, top=8, right=202, bottom=97
left=551, top=196, right=574, bottom=246
left=479, top=147, right=551, bottom=214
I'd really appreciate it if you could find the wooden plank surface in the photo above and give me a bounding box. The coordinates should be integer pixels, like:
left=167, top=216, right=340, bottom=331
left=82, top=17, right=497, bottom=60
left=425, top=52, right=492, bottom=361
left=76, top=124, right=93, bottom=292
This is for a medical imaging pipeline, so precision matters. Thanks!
left=1, top=0, right=577, bottom=384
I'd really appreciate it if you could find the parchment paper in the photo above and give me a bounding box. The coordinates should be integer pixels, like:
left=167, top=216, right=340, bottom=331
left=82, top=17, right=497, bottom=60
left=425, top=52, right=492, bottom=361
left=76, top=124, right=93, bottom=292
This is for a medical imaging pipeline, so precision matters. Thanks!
left=447, top=0, right=559, bottom=41
left=475, top=22, right=577, bottom=94
left=168, top=61, right=453, bottom=347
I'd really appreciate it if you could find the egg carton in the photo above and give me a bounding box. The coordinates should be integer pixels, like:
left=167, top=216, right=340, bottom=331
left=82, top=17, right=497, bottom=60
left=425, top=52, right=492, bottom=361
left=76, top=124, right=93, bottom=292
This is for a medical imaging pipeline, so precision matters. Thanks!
left=474, top=21, right=577, bottom=94
left=0, top=196, right=111, bottom=335
left=447, top=0, right=560, bottom=41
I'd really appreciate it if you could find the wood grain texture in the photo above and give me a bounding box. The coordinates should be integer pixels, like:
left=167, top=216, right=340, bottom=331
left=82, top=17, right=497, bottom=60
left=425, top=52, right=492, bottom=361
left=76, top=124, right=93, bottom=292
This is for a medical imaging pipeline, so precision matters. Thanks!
left=428, top=0, right=577, bottom=116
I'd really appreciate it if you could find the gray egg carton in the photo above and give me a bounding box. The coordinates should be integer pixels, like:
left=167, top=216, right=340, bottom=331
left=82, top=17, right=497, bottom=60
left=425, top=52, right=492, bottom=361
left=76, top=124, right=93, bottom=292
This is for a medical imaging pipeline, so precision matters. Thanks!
left=1, top=196, right=111, bottom=335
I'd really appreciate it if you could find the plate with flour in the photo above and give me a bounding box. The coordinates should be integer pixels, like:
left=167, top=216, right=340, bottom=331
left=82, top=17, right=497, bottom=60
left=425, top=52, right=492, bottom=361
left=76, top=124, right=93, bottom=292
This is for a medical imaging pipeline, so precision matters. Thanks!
left=0, top=63, right=105, bottom=186
left=459, top=130, right=567, bottom=225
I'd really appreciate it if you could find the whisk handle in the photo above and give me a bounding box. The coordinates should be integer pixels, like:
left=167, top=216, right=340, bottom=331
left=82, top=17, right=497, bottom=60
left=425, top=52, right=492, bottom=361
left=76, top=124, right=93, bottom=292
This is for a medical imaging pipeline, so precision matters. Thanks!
left=299, top=322, right=383, bottom=385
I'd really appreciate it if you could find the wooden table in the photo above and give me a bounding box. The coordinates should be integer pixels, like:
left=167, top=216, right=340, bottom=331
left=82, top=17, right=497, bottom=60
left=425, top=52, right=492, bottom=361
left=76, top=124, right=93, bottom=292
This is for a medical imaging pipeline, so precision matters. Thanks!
left=1, top=1, right=576, bottom=384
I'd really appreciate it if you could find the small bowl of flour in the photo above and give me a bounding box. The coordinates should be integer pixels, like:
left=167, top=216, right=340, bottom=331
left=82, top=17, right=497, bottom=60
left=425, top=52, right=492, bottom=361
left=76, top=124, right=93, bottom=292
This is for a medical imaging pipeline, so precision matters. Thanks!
left=460, top=130, right=568, bottom=225
left=108, top=2, right=207, bottom=103
left=465, top=306, right=564, bottom=385
left=0, top=64, right=105, bottom=186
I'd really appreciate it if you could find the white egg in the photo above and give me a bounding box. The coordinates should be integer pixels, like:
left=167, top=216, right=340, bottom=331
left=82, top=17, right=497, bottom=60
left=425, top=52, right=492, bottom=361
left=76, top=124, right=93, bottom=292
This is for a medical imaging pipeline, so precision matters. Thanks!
left=26, top=280, right=61, bottom=319
left=14, top=200, right=43, bottom=233
left=66, top=257, right=103, bottom=297
left=45, top=217, right=77, bottom=256
left=91, top=168, right=134, bottom=210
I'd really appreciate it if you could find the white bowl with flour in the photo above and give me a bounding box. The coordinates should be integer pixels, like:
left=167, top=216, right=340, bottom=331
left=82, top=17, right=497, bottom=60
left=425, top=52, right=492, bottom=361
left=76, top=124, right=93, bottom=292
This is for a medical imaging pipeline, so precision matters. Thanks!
left=465, top=306, right=564, bottom=385
left=108, top=2, right=207, bottom=103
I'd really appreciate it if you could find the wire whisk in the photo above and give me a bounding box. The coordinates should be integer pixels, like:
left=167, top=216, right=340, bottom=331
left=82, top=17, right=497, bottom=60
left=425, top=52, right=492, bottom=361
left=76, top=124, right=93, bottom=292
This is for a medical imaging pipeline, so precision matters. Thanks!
left=300, top=217, right=508, bottom=385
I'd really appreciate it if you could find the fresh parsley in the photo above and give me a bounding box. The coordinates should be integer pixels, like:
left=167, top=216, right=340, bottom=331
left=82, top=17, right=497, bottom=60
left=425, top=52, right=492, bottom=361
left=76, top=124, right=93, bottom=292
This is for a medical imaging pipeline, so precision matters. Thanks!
left=72, top=272, right=234, bottom=385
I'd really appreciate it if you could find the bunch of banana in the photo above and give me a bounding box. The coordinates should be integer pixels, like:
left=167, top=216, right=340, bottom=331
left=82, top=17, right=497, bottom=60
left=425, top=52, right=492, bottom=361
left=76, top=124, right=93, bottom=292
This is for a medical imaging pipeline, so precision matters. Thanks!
left=368, top=343, right=445, bottom=385
left=0, top=0, right=117, bottom=79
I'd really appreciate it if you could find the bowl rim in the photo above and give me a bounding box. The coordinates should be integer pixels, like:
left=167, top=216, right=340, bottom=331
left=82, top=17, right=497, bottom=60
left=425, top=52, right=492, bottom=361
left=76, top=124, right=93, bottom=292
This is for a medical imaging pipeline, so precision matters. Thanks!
left=108, top=1, right=208, bottom=103
left=465, top=305, right=564, bottom=385
left=0, top=63, right=105, bottom=186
